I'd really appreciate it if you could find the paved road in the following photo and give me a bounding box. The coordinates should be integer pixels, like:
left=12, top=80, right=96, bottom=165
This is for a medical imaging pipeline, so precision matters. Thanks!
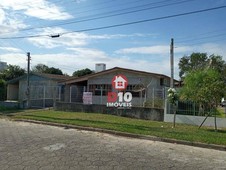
left=0, top=119, right=226, bottom=170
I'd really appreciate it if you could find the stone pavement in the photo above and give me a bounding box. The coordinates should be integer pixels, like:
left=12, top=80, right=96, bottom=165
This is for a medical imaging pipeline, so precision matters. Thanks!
left=0, top=119, right=226, bottom=170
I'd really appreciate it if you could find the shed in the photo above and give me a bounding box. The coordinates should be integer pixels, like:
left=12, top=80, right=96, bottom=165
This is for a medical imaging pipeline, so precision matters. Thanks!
left=7, top=73, right=70, bottom=108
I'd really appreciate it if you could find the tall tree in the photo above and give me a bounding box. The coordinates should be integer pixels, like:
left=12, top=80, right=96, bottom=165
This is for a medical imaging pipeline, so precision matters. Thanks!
left=178, top=53, right=226, bottom=79
left=47, top=67, right=63, bottom=75
left=32, top=64, right=49, bottom=73
left=72, top=68, right=93, bottom=77
left=0, top=65, right=25, bottom=81
left=32, top=64, right=63, bottom=75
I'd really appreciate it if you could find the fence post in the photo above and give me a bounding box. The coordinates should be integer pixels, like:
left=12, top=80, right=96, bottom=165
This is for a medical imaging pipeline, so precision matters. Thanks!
left=43, top=86, right=45, bottom=108
left=193, top=102, right=196, bottom=115
left=69, top=86, right=72, bottom=103
left=100, top=86, right=103, bottom=104
left=59, top=86, right=61, bottom=101
left=162, top=87, right=165, bottom=108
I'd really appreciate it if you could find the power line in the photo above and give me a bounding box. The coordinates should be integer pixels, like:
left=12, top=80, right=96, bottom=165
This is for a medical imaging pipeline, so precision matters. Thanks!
left=1, top=0, right=189, bottom=34
left=17, top=0, right=194, bottom=33
left=176, top=35, right=226, bottom=47
left=176, top=32, right=226, bottom=43
left=1, top=5, right=226, bottom=40
left=7, top=0, right=127, bottom=24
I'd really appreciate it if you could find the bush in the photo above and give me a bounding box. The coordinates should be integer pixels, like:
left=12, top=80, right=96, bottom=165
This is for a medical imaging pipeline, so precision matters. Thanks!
left=0, top=79, right=6, bottom=101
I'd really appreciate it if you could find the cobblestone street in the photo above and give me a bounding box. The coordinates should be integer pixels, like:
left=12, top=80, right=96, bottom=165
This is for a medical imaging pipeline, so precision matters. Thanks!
left=0, top=119, right=225, bottom=170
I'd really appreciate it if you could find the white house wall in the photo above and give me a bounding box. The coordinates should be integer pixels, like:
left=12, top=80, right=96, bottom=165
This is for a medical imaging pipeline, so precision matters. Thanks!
left=87, top=71, right=169, bottom=105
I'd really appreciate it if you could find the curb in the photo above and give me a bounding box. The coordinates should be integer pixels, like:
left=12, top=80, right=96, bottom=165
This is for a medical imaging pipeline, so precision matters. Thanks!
left=14, top=119, right=226, bottom=152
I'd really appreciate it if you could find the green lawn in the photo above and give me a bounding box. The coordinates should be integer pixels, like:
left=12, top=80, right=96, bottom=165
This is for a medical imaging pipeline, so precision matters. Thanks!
left=10, top=110, right=226, bottom=146
left=0, top=106, right=23, bottom=114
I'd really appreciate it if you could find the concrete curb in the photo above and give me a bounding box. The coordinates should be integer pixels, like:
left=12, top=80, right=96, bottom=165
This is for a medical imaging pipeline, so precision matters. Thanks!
left=14, top=119, right=226, bottom=152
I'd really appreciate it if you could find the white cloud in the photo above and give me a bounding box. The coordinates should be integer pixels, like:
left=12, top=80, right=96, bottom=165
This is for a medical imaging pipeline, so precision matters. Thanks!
left=172, top=43, right=226, bottom=62
left=0, top=53, right=27, bottom=70
left=116, top=45, right=170, bottom=55
left=0, top=49, right=174, bottom=78
left=87, top=33, right=156, bottom=40
left=0, top=47, right=22, bottom=53
left=0, top=0, right=72, bottom=20
left=27, top=28, right=157, bottom=49
left=28, top=28, right=89, bottom=48
left=1, top=43, right=225, bottom=80
left=0, top=8, right=27, bottom=35
left=116, top=43, right=226, bottom=58
left=0, top=0, right=72, bottom=36
left=67, top=48, right=109, bottom=61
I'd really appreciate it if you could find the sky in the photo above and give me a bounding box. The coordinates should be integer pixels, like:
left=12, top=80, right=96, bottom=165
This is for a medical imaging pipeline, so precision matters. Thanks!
left=0, top=0, right=226, bottom=79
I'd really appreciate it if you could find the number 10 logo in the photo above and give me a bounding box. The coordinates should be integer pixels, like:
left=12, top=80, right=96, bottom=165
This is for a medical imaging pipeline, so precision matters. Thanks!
left=107, top=92, right=132, bottom=102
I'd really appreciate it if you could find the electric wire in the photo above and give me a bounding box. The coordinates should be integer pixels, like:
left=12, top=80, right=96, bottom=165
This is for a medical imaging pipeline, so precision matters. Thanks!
left=1, top=5, right=225, bottom=40
left=18, top=0, right=195, bottom=33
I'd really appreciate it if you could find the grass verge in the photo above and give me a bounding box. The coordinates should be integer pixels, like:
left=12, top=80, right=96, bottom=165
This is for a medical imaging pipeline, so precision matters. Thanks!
left=10, top=110, right=226, bottom=146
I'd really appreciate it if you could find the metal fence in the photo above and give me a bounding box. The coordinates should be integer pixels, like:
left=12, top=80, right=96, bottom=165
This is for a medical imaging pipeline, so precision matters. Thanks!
left=166, top=100, right=212, bottom=116
left=165, top=87, right=212, bottom=116
left=60, top=85, right=166, bottom=109
left=143, top=88, right=165, bottom=108
left=0, top=84, right=168, bottom=109
left=29, top=85, right=61, bottom=108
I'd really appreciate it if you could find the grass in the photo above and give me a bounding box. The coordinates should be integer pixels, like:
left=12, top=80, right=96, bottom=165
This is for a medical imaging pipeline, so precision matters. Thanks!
left=0, top=106, right=22, bottom=114
left=9, top=109, right=226, bottom=146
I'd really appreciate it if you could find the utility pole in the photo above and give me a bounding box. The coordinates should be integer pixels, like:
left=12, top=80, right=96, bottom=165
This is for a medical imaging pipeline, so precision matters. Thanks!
left=170, top=38, right=174, bottom=88
left=27, top=52, right=31, bottom=108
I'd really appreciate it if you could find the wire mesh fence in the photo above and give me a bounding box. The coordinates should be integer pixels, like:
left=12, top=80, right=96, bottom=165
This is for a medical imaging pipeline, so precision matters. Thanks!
left=165, top=87, right=212, bottom=116
left=25, top=83, right=169, bottom=109
left=59, top=85, right=166, bottom=109
left=29, top=85, right=61, bottom=108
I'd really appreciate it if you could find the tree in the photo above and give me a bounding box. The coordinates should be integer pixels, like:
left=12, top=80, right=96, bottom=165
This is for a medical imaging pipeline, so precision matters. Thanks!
left=72, top=68, right=93, bottom=77
left=167, top=88, right=179, bottom=128
left=180, top=69, right=225, bottom=106
left=0, top=65, right=25, bottom=81
left=32, top=64, right=63, bottom=75
left=47, top=67, right=63, bottom=75
left=32, top=64, right=49, bottom=73
left=178, top=53, right=226, bottom=79
left=180, top=69, right=226, bottom=130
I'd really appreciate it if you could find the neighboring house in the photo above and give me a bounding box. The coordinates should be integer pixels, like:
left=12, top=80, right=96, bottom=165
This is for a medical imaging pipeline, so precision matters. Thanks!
left=0, top=61, right=7, bottom=71
left=59, top=67, right=177, bottom=107
left=7, top=73, right=70, bottom=108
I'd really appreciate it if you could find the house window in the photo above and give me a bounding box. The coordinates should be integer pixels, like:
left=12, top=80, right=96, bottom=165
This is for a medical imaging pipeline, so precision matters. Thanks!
left=89, top=84, right=112, bottom=96
left=125, top=85, right=145, bottom=98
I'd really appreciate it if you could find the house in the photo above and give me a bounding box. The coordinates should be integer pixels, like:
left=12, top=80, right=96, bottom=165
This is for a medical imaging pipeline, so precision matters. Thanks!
left=0, top=61, right=7, bottom=71
left=59, top=67, right=177, bottom=107
left=7, top=73, right=70, bottom=108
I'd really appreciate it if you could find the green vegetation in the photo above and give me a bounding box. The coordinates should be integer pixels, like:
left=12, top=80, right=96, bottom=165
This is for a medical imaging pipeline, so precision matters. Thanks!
left=11, top=110, right=226, bottom=146
left=216, top=107, right=226, bottom=118
left=0, top=106, right=25, bottom=114
left=0, top=79, right=6, bottom=101
left=32, top=63, right=63, bottom=75
left=72, top=68, right=93, bottom=77
left=178, top=53, right=226, bottom=129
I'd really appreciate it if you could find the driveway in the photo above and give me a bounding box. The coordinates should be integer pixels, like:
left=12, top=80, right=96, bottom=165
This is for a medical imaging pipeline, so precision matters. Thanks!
left=0, top=119, right=225, bottom=170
